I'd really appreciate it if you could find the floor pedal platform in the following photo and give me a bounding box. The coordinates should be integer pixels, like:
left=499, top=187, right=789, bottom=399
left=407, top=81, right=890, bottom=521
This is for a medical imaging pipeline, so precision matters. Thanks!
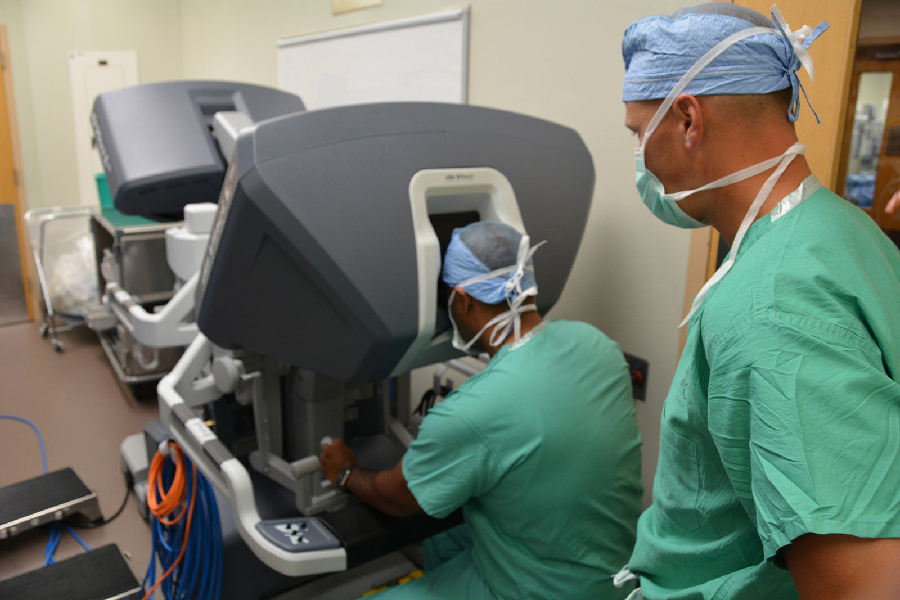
left=0, top=467, right=101, bottom=539
left=256, top=516, right=342, bottom=552
left=0, top=543, right=140, bottom=599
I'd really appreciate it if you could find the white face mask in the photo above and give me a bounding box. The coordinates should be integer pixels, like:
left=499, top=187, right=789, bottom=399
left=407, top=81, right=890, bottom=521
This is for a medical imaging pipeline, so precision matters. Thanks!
left=636, top=11, right=816, bottom=326
left=446, top=235, right=544, bottom=354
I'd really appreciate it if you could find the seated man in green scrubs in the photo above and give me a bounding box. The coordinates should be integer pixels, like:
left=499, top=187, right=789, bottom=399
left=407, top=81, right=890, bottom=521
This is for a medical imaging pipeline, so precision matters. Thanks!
left=616, top=3, right=900, bottom=599
left=321, top=221, right=643, bottom=599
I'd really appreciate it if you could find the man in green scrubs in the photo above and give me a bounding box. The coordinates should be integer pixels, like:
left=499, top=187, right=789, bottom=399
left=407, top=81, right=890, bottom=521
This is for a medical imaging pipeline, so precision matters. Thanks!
left=321, top=221, right=643, bottom=598
left=619, top=4, right=900, bottom=599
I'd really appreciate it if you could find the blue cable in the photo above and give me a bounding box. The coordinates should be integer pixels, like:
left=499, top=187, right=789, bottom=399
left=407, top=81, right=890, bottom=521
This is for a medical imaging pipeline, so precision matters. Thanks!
left=141, top=444, right=223, bottom=600
left=44, top=524, right=61, bottom=566
left=0, top=414, right=48, bottom=474
left=191, top=476, right=221, bottom=600
left=2, top=414, right=56, bottom=564
left=64, top=524, right=92, bottom=552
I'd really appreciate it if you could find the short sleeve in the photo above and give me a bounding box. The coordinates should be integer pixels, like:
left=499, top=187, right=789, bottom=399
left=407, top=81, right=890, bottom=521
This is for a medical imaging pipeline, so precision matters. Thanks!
left=402, top=393, right=503, bottom=519
left=707, top=313, right=900, bottom=560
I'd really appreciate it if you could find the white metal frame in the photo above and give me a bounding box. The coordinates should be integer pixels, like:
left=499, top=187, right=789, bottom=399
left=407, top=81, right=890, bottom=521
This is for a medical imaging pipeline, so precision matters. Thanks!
left=391, top=167, right=524, bottom=376
left=24, top=206, right=95, bottom=352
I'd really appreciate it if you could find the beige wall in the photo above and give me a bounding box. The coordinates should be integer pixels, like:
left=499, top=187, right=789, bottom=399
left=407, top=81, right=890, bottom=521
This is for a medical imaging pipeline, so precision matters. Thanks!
left=0, top=0, right=182, bottom=210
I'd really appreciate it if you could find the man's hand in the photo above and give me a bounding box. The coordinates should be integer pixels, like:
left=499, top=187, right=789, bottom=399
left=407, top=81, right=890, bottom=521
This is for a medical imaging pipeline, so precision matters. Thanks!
left=319, top=438, right=423, bottom=517
left=320, top=438, right=357, bottom=485
left=886, top=188, right=900, bottom=215
left=785, top=533, right=900, bottom=599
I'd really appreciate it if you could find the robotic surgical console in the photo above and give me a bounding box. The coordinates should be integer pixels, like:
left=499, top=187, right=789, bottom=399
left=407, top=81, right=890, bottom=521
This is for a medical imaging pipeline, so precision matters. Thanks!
left=158, top=101, right=595, bottom=579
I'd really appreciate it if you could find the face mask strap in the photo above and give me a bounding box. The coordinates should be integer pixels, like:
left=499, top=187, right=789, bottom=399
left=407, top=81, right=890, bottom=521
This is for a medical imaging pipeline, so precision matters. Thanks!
left=448, top=290, right=538, bottom=352
left=680, top=141, right=805, bottom=326
left=664, top=153, right=789, bottom=201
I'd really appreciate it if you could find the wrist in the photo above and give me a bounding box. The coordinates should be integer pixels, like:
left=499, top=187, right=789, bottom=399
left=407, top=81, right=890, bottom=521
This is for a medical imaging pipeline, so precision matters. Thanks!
left=336, top=465, right=357, bottom=490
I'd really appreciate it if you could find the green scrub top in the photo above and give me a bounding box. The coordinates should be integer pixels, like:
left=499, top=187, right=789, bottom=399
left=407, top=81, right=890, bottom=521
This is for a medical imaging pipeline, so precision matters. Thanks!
left=392, top=320, right=643, bottom=600
left=631, top=178, right=900, bottom=599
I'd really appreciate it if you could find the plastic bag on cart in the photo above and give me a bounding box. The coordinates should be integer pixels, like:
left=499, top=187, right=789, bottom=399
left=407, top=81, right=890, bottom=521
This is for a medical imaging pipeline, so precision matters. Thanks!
left=44, top=220, right=98, bottom=318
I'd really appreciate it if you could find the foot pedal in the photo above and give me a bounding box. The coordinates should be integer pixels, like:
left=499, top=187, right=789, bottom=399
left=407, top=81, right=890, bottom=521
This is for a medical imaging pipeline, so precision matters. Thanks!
left=0, top=468, right=101, bottom=539
left=0, top=543, right=140, bottom=600
left=256, top=517, right=342, bottom=552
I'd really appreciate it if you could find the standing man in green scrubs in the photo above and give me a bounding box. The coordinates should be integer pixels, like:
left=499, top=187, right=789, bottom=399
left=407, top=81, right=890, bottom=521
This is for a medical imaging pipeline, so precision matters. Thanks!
left=616, top=3, right=900, bottom=599
left=321, top=221, right=643, bottom=599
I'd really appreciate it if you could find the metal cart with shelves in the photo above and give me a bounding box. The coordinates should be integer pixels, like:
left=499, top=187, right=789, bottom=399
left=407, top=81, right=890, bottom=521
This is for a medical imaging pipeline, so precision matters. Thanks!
left=87, top=207, right=184, bottom=387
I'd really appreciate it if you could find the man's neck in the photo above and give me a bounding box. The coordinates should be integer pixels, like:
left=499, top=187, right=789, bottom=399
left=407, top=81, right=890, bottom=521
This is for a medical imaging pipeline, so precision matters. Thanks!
left=705, top=143, right=812, bottom=245
left=481, top=311, right=544, bottom=358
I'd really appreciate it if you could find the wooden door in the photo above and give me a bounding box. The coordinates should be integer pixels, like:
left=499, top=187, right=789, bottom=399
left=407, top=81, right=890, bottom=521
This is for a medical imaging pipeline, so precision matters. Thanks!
left=0, top=25, right=32, bottom=323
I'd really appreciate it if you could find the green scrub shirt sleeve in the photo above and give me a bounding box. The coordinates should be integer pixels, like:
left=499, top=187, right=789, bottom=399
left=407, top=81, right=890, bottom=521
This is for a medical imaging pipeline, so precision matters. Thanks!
left=402, top=399, right=502, bottom=519
left=708, top=316, right=900, bottom=560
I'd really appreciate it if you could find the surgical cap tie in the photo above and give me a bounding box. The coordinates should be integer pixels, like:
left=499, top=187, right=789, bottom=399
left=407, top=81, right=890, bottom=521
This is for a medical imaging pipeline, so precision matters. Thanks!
left=770, top=5, right=829, bottom=123
left=612, top=565, right=642, bottom=600
left=451, top=235, right=546, bottom=349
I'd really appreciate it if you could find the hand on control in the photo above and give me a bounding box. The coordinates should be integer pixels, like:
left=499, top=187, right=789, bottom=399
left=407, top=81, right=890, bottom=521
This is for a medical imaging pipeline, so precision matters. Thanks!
left=320, top=437, right=357, bottom=485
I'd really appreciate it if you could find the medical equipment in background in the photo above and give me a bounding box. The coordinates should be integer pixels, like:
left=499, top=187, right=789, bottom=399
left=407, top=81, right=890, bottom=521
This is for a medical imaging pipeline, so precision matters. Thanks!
left=83, top=81, right=306, bottom=389
left=23, top=206, right=97, bottom=352
left=412, top=359, right=485, bottom=425
left=845, top=102, right=885, bottom=208
left=155, top=100, right=595, bottom=581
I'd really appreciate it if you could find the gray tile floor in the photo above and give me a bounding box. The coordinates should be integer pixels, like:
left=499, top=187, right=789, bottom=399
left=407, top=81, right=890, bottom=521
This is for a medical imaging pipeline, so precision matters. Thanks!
left=0, top=321, right=155, bottom=588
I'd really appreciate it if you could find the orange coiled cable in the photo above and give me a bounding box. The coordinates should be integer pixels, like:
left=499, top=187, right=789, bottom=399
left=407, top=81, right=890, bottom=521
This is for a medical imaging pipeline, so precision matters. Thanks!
left=142, top=441, right=198, bottom=600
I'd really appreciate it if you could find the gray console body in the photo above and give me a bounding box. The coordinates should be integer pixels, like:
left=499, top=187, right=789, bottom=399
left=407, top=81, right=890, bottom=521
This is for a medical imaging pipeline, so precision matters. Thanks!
left=196, top=102, right=595, bottom=382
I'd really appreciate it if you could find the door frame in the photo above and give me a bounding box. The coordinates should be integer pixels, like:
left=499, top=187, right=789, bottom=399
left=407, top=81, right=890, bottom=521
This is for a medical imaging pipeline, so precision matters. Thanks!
left=834, top=40, right=900, bottom=230
left=0, top=24, right=33, bottom=321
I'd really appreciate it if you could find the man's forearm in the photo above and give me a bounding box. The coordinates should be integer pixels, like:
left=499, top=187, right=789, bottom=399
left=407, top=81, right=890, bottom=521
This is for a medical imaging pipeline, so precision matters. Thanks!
left=343, top=461, right=422, bottom=518
left=786, top=534, right=900, bottom=600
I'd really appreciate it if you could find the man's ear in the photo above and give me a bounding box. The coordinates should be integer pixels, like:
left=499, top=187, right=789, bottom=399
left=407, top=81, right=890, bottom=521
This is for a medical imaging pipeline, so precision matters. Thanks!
left=453, top=287, right=472, bottom=314
left=673, top=93, right=704, bottom=150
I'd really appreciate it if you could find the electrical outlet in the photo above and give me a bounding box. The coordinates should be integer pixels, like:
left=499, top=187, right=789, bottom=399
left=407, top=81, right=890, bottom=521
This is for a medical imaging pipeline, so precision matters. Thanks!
left=623, top=353, right=649, bottom=402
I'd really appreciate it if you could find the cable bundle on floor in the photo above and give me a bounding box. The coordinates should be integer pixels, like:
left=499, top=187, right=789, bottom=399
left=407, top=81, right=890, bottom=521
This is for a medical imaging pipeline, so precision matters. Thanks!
left=141, top=440, right=222, bottom=600
left=43, top=521, right=91, bottom=566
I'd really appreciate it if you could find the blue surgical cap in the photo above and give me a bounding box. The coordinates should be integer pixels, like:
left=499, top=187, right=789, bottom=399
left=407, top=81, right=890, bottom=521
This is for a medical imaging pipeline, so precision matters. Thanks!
left=622, top=3, right=828, bottom=121
left=442, top=221, right=537, bottom=305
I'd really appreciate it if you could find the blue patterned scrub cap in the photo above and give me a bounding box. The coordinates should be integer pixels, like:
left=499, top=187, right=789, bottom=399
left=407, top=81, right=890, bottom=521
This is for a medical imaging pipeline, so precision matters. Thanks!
left=622, top=3, right=829, bottom=122
left=441, top=221, right=538, bottom=305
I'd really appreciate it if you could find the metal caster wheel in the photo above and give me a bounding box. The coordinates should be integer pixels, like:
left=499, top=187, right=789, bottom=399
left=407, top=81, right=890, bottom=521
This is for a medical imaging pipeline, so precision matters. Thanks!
left=52, top=339, right=64, bottom=353
left=39, top=323, right=49, bottom=338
